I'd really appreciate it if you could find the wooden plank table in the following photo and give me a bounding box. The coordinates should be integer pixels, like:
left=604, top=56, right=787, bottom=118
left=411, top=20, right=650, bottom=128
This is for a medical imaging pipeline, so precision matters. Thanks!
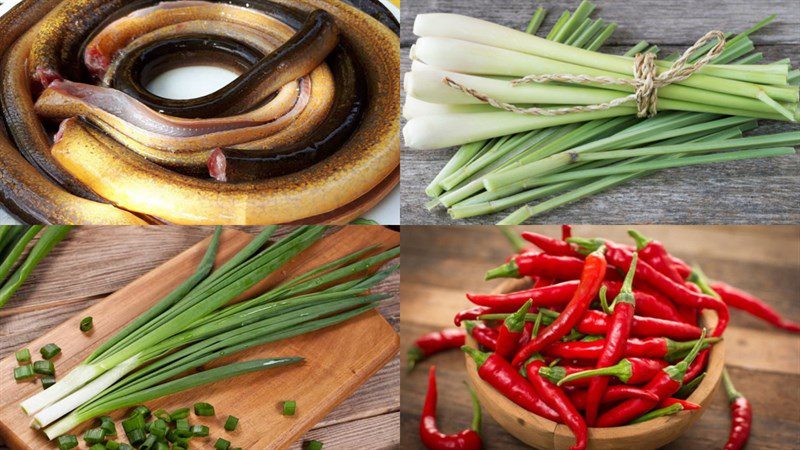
left=400, top=225, right=800, bottom=449
left=0, top=226, right=400, bottom=449
left=400, top=0, right=800, bottom=224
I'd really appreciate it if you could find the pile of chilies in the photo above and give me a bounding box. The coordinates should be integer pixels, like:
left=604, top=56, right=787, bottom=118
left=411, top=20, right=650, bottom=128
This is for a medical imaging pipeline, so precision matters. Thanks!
left=406, top=2, right=800, bottom=224
left=0, top=0, right=399, bottom=224
left=19, top=225, right=399, bottom=440
left=409, top=226, right=799, bottom=450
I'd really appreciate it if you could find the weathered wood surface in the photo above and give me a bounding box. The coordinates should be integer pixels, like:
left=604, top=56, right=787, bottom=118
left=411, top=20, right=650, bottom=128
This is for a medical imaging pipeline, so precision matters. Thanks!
left=400, top=0, right=800, bottom=224
left=400, top=225, right=800, bottom=449
left=0, top=226, right=400, bottom=449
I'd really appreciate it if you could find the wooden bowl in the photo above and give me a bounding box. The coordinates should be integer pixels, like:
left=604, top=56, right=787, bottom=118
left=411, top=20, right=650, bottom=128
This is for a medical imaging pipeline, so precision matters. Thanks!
left=464, top=277, right=725, bottom=450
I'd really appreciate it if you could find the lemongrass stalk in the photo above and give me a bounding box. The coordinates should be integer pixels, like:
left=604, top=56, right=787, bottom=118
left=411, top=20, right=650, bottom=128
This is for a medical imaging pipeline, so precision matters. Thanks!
left=733, top=53, right=763, bottom=65
left=577, top=132, right=800, bottom=160
left=564, top=19, right=592, bottom=46
left=711, top=39, right=755, bottom=64
left=403, top=96, right=492, bottom=119
left=789, top=69, right=800, bottom=85
left=412, top=14, right=791, bottom=88
left=572, top=19, right=605, bottom=48
left=553, top=1, right=596, bottom=43
left=425, top=141, right=485, bottom=196
left=525, top=7, right=547, bottom=34
left=586, top=22, right=617, bottom=51
left=546, top=11, right=571, bottom=40
left=410, top=37, right=795, bottom=112
left=44, top=358, right=303, bottom=439
left=624, top=41, right=650, bottom=57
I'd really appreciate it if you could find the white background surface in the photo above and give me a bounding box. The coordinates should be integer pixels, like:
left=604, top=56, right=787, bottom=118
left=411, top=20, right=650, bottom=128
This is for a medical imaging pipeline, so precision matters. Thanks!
left=0, top=0, right=400, bottom=224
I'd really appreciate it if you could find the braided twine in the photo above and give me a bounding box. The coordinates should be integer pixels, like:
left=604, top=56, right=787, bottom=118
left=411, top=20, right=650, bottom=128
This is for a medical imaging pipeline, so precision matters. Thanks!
left=444, top=30, right=726, bottom=118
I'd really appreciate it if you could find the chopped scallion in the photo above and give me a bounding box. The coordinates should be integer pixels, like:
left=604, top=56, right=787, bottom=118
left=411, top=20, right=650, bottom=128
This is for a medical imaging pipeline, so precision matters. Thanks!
left=15, top=348, right=31, bottom=364
left=194, top=402, right=215, bottom=416
left=14, top=365, right=35, bottom=381
left=106, top=442, right=120, bottom=450
left=149, top=419, right=167, bottom=438
left=215, top=438, right=231, bottom=450
left=33, top=360, right=55, bottom=376
left=153, top=408, right=171, bottom=422
left=41, top=375, right=56, bottom=390
left=307, top=440, right=324, bottom=450
left=99, top=416, right=116, bottom=436
left=56, top=434, right=78, bottom=450
left=118, top=444, right=133, bottom=450
left=225, top=414, right=240, bottom=430
left=80, top=316, right=93, bottom=332
left=174, top=418, right=191, bottom=438
left=40, top=343, right=61, bottom=360
left=139, top=434, right=157, bottom=450
left=282, top=401, right=296, bottom=416
left=83, top=427, right=106, bottom=444
left=132, top=405, right=151, bottom=419
left=191, top=424, right=209, bottom=437
left=89, top=444, right=106, bottom=450
left=170, top=407, right=190, bottom=420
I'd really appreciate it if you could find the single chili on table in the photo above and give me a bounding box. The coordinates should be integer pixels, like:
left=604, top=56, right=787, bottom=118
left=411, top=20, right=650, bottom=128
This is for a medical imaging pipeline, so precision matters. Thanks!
left=711, top=281, right=800, bottom=333
left=595, top=329, right=709, bottom=427
left=408, top=329, right=466, bottom=371
left=512, top=246, right=608, bottom=367
left=420, top=366, right=483, bottom=450
left=461, top=346, right=560, bottom=422
left=722, top=368, right=751, bottom=450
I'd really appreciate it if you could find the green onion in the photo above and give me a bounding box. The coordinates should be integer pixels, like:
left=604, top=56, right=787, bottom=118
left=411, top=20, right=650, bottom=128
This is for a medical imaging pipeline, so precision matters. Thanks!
left=15, top=348, right=31, bottom=364
left=307, top=440, right=324, bottom=450
left=282, top=401, right=296, bottom=416
left=106, top=442, right=120, bottom=450
left=40, top=343, right=62, bottom=360
left=132, top=405, right=151, bottom=419
left=33, top=360, right=55, bottom=376
left=89, top=444, right=106, bottom=450
left=225, top=415, right=240, bottom=430
left=154, top=442, right=169, bottom=450
left=0, top=226, right=72, bottom=309
left=121, top=412, right=145, bottom=432
left=153, top=408, right=171, bottom=421
left=139, top=435, right=157, bottom=450
left=42, top=375, right=56, bottom=390
left=57, top=434, right=79, bottom=449
left=83, top=427, right=106, bottom=444
left=150, top=419, right=167, bottom=438
left=118, top=444, right=133, bottom=450
left=194, top=402, right=215, bottom=416
left=174, top=418, right=191, bottom=437
left=191, top=424, right=209, bottom=437
left=215, top=438, right=231, bottom=450
left=80, top=316, right=94, bottom=332
left=170, top=407, right=189, bottom=420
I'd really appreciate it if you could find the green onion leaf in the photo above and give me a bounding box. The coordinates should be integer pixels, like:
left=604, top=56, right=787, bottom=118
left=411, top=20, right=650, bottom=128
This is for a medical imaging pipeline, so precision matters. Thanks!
left=139, top=434, right=157, bottom=450
left=132, top=405, right=151, bottom=419
left=194, top=402, right=215, bottom=416
left=40, top=343, right=61, bottom=360
left=14, top=365, right=35, bottom=381
left=225, top=415, right=240, bottom=430
left=149, top=419, right=167, bottom=438
left=89, top=444, right=106, bottom=450
left=15, top=348, right=31, bottom=364
left=57, top=434, right=79, bottom=450
left=80, top=317, right=94, bottom=332
left=214, top=438, right=231, bottom=450
left=153, top=408, right=172, bottom=422
left=170, top=407, right=190, bottom=420
left=174, top=418, right=191, bottom=438
left=106, top=442, right=120, bottom=450
left=33, top=360, right=55, bottom=376
left=282, top=401, right=296, bottom=416
left=307, top=440, right=324, bottom=450
left=98, top=416, right=116, bottom=436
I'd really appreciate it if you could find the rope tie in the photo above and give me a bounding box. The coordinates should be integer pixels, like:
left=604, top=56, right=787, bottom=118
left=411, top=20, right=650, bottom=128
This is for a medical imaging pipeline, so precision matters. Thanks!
left=444, top=30, right=726, bottom=118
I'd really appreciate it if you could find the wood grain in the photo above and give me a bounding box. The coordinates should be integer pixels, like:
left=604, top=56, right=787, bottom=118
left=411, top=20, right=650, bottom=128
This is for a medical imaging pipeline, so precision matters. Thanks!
left=400, top=225, right=800, bottom=449
left=400, top=0, right=800, bottom=224
left=0, top=226, right=400, bottom=449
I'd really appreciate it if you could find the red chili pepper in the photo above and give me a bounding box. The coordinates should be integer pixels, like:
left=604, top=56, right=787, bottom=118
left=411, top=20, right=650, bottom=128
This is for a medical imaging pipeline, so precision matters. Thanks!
left=628, top=230, right=684, bottom=283
left=495, top=300, right=532, bottom=360
left=722, top=368, right=751, bottom=450
left=659, top=397, right=700, bottom=411
left=561, top=225, right=573, bottom=241
left=420, top=366, right=483, bottom=450
left=485, top=253, right=586, bottom=281
left=462, top=346, right=560, bottom=422
left=595, top=329, right=708, bottom=427
left=464, top=321, right=498, bottom=351
left=576, top=310, right=703, bottom=340
left=569, top=385, right=660, bottom=410
left=465, top=281, right=579, bottom=312
left=455, top=307, right=494, bottom=326
left=521, top=232, right=581, bottom=257
left=537, top=364, right=598, bottom=387
left=553, top=357, right=670, bottom=387
left=684, top=349, right=709, bottom=384
left=603, top=243, right=728, bottom=337
left=542, top=336, right=720, bottom=362
left=512, top=247, right=607, bottom=367
left=525, top=358, right=587, bottom=450
left=711, top=281, right=800, bottom=333
left=517, top=322, right=534, bottom=349
left=532, top=277, right=554, bottom=288
left=408, top=329, right=466, bottom=371
left=603, top=281, right=684, bottom=323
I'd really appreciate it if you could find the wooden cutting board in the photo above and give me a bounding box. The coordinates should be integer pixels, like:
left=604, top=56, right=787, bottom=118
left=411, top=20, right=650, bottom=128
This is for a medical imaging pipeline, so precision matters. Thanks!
left=0, top=226, right=400, bottom=449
